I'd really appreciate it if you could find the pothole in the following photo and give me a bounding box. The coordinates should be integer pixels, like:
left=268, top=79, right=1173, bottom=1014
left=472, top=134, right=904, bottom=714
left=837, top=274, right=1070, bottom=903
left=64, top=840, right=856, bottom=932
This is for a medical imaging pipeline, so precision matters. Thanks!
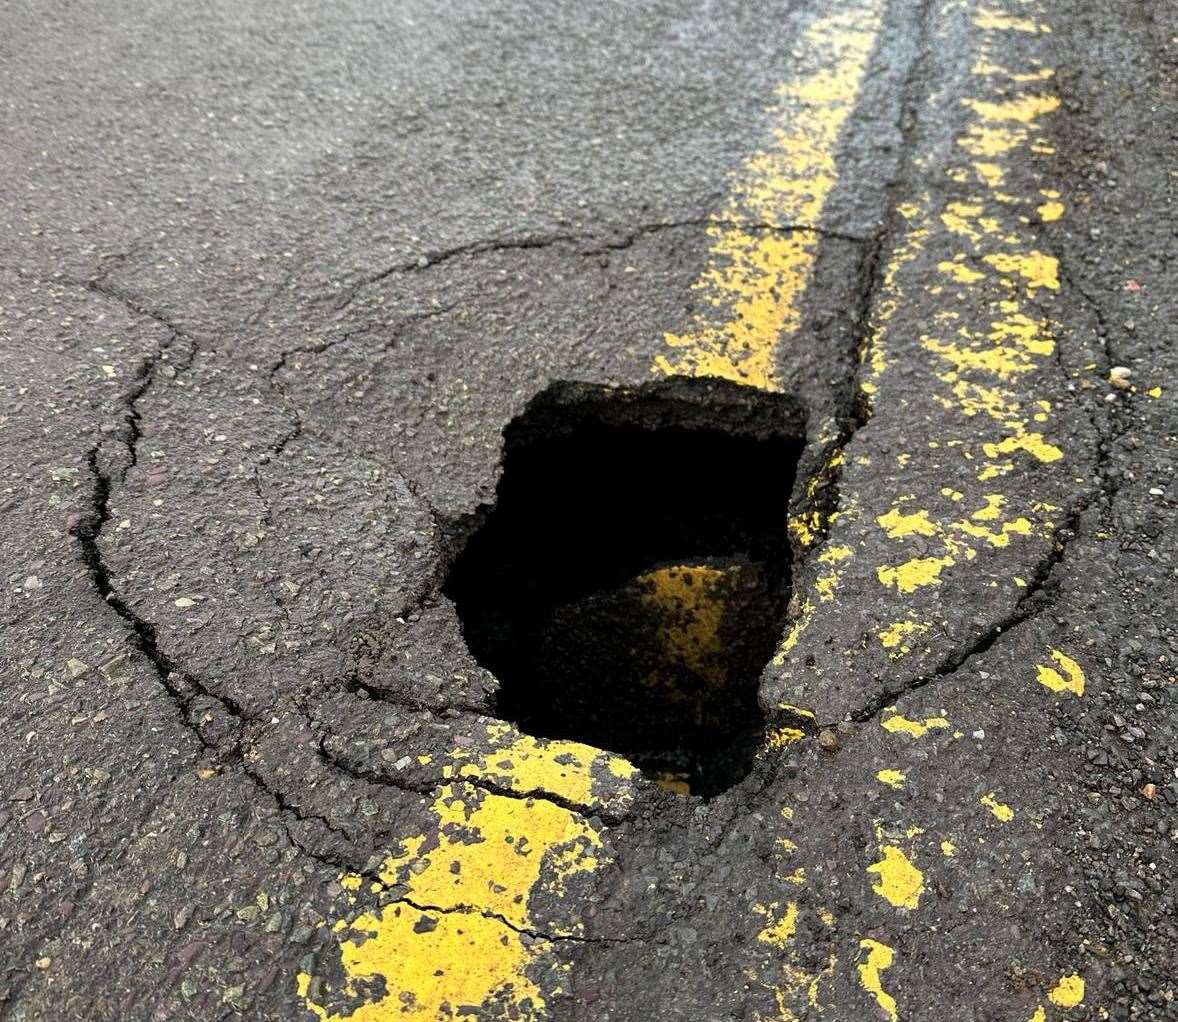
left=443, top=378, right=806, bottom=797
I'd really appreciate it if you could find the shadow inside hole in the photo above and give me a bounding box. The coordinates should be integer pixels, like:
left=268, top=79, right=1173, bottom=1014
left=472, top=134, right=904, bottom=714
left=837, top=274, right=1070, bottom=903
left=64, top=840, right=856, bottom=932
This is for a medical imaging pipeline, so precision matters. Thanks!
left=443, top=377, right=806, bottom=798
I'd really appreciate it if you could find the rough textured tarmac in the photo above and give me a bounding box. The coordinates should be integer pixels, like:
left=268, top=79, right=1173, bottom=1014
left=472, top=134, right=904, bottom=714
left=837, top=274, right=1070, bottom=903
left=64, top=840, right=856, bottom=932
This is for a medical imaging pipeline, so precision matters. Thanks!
left=1, top=0, right=1175, bottom=1019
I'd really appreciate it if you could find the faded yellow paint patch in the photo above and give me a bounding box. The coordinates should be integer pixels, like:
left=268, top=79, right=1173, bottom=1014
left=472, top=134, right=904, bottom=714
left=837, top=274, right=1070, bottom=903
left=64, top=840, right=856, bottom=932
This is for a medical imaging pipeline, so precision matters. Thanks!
left=1049, top=974, right=1085, bottom=1008
left=858, top=940, right=898, bottom=1022
left=974, top=8, right=1050, bottom=34
left=964, top=93, right=1060, bottom=123
left=1038, top=200, right=1064, bottom=221
left=981, top=792, right=1015, bottom=822
left=754, top=900, right=799, bottom=947
left=881, top=711, right=950, bottom=738
left=876, top=769, right=906, bottom=788
left=878, top=620, right=927, bottom=656
left=1027, top=1007, right=1047, bottom=1022
left=868, top=844, right=924, bottom=909
left=655, top=2, right=883, bottom=389
left=1036, top=649, right=1084, bottom=696
left=940, top=839, right=957, bottom=857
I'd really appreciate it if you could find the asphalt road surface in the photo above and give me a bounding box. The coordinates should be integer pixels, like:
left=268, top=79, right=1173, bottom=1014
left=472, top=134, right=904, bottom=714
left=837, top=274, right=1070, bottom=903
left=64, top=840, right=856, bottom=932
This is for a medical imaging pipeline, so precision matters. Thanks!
left=1, top=0, right=1175, bottom=1019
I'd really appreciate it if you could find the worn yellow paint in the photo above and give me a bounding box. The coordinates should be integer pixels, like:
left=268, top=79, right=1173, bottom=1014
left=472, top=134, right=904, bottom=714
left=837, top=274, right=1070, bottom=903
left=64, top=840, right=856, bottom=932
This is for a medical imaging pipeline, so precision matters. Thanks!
left=981, top=792, right=1015, bottom=822
left=878, top=620, right=927, bottom=656
left=1026, top=1007, right=1047, bottom=1022
left=1147, top=386, right=1162, bottom=398
left=867, top=845, right=924, bottom=909
left=1037, top=200, right=1064, bottom=221
left=940, top=839, right=957, bottom=857
left=1036, top=649, right=1084, bottom=696
left=877, top=769, right=906, bottom=788
left=881, top=712, right=950, bottom=739
left=1049, top=974, right=1085, bottom=1008
left=655, top=1, right=884, bottom=390
left=858, top=940, right=898, bottom=1022
left=300, top=727, right=635, bottom=1021
left=755, top=900, right=800, bottom=947
left=297, top=907, right=546, bottom=1022
left=449, top=722, right=637, bottom=811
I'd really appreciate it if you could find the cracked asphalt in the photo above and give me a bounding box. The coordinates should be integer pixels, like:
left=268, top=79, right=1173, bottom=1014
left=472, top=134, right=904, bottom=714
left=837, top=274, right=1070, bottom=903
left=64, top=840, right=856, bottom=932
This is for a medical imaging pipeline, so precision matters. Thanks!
left=1, top=0, right=1175, bottom=1019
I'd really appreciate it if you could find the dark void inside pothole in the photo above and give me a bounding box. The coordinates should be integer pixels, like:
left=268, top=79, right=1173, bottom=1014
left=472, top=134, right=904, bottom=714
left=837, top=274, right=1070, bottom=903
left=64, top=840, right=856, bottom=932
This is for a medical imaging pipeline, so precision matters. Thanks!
left=443, top=378, right=806, bottom=797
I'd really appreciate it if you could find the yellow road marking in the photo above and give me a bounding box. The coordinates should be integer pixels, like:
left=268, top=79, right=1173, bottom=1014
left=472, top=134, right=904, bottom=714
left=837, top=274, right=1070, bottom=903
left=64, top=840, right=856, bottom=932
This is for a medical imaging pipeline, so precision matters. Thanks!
left=654, top=1, right=884, bottom=390
left=299, top=728, right=636, bottom=1021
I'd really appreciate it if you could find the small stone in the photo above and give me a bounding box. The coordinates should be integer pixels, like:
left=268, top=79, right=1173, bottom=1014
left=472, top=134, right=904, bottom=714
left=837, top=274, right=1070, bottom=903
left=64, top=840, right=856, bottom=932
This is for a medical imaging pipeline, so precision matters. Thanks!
left=173, top=905, right=193, bottom=930
left=35, top=957, right=51, bottom=970
left=1141, top=783, right=1157, bottom=800
left=65, top=658, right=91, bottom=679
left=11, top=787, right=34, bottom=802
left=817, top=730, right=839, bottom=754
left=1108, top=366, right=1132, bottom=389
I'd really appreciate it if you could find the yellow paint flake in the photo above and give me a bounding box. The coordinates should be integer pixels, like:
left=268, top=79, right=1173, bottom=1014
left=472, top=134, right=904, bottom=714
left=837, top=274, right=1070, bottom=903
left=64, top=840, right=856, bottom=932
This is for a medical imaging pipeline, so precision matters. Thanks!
left=965, top=94, right=1061, bottom=124
left=983, top=250, right=1059, bottom=291
left=974, top=9, right=1050, bottom=33
left=755, top=901, right=799, bottom=947
left=1147, top=386, right=1162, bottom=398
left=765, top=726, right=807, bottom=750
left=654, top=4, right=883, bottom=389
left=1036, top=649, right=1085, bottom=696
left=818, top=543, right=853, bottom=563
left=867, top=845, right=924, bottom=909
left=877, top=555, right=954, bottom=592
left=881, top=712, right=950, bottom=738
left=938, top=259, right=986, bottom=283
left=1027, top=1007, right=1047, bottom=1022
left=876, top=769, right=906, bottom=789
left=877, top=507, right=938, bottom=538
left=878, top=620, right=928, bottom=658
left=857, top=940, right=898, bottom=1022
left=940, top=840, right=957, bottom=857
left=983, top=432, right=1063, bottom=463
left=1048, top=974, right=1085, bottom=1008
left=981, top=792, right=1015, bottom=822
left=1038, top=200, right=1064, bottom=221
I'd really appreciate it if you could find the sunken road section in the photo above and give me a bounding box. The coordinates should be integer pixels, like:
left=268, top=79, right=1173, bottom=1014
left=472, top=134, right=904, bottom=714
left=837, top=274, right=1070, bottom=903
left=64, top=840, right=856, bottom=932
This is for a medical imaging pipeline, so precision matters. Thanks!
left=444, top=377, right=807, bottom=797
